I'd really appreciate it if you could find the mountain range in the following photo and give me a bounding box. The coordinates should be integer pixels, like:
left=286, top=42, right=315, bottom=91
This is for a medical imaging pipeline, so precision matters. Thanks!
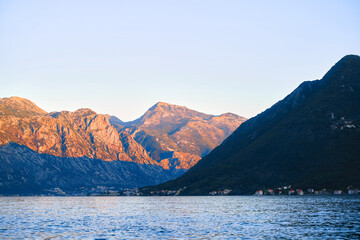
left=0, top=97, right=245, bottom=194
left=145, top=54, right=360, bottom=195
left=2, top=55, right=359, bottom=196
left=115, top=102, right=245, bottom=169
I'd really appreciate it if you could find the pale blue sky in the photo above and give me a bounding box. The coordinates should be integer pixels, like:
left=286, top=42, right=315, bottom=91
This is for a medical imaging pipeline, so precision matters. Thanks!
left=1, top=1, right=359, bottom=121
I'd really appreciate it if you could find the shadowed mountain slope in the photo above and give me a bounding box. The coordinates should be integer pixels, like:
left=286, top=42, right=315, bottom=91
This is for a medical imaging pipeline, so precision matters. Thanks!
left=0, top=143, right=184, bottom=195
left=146, top=55, right=360, bottom=195
left=0, top=97, right=245, bottom=194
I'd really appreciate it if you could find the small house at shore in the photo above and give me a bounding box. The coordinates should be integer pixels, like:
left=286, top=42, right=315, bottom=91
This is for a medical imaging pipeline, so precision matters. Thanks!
left=288, top=189, right=296, bottom=195
left=296, top=189, right=304, bottom=195
left=348, top=189, right=359, bottom=195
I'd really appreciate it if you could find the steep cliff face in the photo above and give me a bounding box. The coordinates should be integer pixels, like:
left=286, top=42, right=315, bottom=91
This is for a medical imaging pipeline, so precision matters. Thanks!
left=120, top=102, right=247, bottom=169
left=0, top=97, right=150, bottom=162
left=119, top=131, right=158, bottom=165
left=0, top=97, right=245, bottom=194
left=0, top=97, right=245, bottom=171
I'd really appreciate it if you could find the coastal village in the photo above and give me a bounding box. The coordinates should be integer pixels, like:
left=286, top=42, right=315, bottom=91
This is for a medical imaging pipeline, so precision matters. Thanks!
left=13, top=185, right=359, bottom=197
left=254, top=186, right=360, bottom=196
left=119, top=186, right=360, bottom=196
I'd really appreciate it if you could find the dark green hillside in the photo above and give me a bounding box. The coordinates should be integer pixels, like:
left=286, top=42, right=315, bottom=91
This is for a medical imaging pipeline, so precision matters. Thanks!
left=146, top=55, right=360, bottom=195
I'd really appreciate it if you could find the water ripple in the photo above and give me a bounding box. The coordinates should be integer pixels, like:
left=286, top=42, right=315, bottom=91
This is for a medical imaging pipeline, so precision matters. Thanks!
left=0, top=196, right=359, bottom=239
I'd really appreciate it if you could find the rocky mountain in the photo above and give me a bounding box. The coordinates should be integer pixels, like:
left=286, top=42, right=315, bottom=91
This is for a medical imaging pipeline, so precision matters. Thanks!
left=0, top=96, right=244, bottom=194
left=0, top=99, right=154, bottom=164
left=0, top=96, right=47, bottom=117
left=0, top=97, right=244, bottom=170
left=117, top=102, right=246, bottom=169
left=146, top=55, right=360, bottom=195
left=0, top=142, right=184, bottom=195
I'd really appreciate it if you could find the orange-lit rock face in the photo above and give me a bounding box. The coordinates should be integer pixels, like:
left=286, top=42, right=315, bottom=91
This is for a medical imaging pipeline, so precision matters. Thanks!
left=0, top=97, right=246, bottom=170
left=165, top=152, right=202, bottom=170
left=0, top=97, right=150, bottom=162
left=123, top=102, right=247, bottom=169
left=47, top=110, right=126, bottom=160
left=119, top=132, right=158, bottom=165
left=0, top=96, right=47, bottom=117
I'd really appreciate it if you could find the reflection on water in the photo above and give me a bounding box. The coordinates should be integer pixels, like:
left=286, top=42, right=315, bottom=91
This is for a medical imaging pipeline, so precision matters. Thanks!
left=0, top=196, right=359, bottom=239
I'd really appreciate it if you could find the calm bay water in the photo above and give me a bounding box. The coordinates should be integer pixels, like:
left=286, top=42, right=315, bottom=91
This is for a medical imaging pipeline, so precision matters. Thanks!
left=1, top=196, right=359, bottom=239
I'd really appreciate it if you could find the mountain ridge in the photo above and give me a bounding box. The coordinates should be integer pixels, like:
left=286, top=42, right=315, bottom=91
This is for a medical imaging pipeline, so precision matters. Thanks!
left=0, top=96, right=47, bottom=117
left=0, top=97, right=245, bottom=170
left=117, top=102, right=246, bottom=169
left=0, top=97, right=245, bottom=194
left=144, top=54, right=360, bottom=195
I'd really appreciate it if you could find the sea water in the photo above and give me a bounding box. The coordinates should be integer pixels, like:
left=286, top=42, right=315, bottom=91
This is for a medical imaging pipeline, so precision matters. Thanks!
left=1, top=196, right=359, bottom=239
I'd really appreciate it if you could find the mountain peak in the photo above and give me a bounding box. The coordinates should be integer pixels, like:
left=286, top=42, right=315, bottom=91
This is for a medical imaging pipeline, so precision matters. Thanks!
left=338, top=54, right=360, bottom=64
left=149, top=102, right=185, bottom=111
left=7, top=96, right=27, bottom=101
left=49, top=108, right=97, bottom=119
left=148, top=54, right=360, bottom=195
left=155, top=101, right=170, bottom=107
left=218, top=112, right=240, bottom=118
left=73, top=108, right=97, bottom=116
left=0, top=96, right=47, bottom=117
left=130, top=102, right=212, bottom=127
left=332, top=54, right=360, bottom=74
left=320, top=54, right=360, bottom=93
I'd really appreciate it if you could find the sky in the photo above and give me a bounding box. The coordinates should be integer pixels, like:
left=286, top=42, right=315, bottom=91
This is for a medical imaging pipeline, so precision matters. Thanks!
left=0, top=1, right=359, bottom=121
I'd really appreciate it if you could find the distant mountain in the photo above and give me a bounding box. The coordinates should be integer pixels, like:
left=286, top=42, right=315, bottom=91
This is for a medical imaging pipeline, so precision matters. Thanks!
left=0, top=143, right=183, bottom=195
left=117, top=102, right=246, bottom=169
left=0, top=97, right=244, bottom=194
left=0, top=96, right=47, bottom=117
left=0, top=97, right=244, bottom=170
left=146, top=55, right=360, bottom=195
left=0, top=98, right=154, bottom=164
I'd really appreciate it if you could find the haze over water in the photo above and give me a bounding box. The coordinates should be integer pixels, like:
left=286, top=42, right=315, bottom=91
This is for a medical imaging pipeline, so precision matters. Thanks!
left=1, top=196, right=359, bottom=239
